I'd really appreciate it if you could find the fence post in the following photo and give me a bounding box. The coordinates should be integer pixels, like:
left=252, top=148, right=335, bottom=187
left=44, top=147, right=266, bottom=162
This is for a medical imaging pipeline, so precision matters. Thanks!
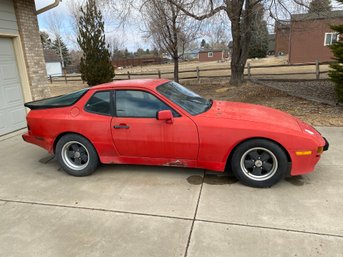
left=247, top=63, right=251, bottom=80
left=158, top=69, right=161, bottom=78
left=196, top=66, right=200, bottom=83
left=64, top=72, right=67, bottom=84
left=127, top=71, right=131, bottom=79
left=49, top=75, right=52, bottom=84
left=315, top=60, right=320, bottom=80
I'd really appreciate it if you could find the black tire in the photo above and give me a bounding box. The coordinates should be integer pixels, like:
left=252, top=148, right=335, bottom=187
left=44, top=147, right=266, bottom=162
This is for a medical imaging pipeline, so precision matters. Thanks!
left=231, top=139, right=289, bottom=188
left=55, top=134, right=99, bottom=176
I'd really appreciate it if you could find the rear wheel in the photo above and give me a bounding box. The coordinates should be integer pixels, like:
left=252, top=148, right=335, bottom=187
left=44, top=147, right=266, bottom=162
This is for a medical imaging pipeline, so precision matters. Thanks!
left=56, top=134, right=99, bottom=176
left=231, top=139, right=289, bottom=188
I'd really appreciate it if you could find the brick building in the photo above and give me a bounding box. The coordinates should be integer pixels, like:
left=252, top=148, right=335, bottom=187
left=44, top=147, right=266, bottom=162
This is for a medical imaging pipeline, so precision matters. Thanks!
left=274, top=22, right=290, bottom=56
left=289, top=11, right=343, bottom=64
left=0, top=0, right=57, bottom=136
left=198, top=49, right=228, bottom=62
left=275, top=11, right=343, bottom=64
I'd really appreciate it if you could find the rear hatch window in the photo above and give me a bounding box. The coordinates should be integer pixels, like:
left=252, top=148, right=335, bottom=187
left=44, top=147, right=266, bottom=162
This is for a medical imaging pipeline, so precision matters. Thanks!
left=24, top=88, right=88, bottom=110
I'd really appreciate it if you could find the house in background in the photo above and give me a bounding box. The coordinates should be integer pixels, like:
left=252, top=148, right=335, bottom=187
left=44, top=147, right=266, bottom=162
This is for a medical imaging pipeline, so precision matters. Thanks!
left=289, top=11, right=342, bottom=64
left=275, top=11, right=343, bottom=64
left=198, top=49, right=229, bottom=62
left=267, top=34, right=275, bottom=55
left=44, top=49, right=63, bottom=76
left=274, top=22, right=290, bottom=57
left=0, top=0, right=59, bottom=136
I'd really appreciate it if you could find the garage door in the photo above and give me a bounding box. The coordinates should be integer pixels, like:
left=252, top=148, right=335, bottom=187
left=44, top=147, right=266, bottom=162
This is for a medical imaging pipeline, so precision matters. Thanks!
left=0, top=38, right=26, bottom=136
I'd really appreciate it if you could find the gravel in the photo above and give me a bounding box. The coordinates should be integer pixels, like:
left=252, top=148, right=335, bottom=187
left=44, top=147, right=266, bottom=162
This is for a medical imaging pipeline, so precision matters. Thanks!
left=255, top=79, right=338, bottom=106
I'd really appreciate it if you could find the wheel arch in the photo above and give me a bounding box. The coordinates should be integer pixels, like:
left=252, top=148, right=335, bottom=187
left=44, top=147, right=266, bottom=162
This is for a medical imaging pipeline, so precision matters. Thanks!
left=225, top=137, right=292, bottom=172
left=53, top=132, right=98, bottom=156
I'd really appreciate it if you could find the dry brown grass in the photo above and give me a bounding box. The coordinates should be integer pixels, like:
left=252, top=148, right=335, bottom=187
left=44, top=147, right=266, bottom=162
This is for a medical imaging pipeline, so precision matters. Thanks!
left=112, top=56, right=329, bottom=80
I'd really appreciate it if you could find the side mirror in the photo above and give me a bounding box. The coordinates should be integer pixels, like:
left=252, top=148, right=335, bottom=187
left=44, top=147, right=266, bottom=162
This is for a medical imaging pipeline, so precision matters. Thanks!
left=157, top=110, right=174, bottom=124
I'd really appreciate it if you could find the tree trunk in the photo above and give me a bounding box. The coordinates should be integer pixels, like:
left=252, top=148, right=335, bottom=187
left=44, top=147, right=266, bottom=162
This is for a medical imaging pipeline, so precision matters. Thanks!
left=173, top=56, right=179, bottom=82
left=230, top=62, right=245, bottom=86
left=229, top=1, right=253, bottom=86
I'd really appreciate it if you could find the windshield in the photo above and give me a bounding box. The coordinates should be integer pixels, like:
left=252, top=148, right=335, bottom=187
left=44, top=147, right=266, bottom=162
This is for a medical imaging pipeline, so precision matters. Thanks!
left=156, top=81, right=212, bottom=115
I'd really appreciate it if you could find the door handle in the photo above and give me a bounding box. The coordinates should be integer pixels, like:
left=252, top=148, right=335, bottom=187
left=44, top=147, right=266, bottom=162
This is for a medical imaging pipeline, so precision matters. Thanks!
left=114, top=124, right=130, bottom=129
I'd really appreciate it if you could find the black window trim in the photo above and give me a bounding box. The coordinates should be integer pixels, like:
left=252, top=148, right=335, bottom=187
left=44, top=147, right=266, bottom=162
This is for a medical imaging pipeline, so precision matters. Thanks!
left=113, top=89, right=181, bottom=119
left=84, top=90, right=114, bottom=117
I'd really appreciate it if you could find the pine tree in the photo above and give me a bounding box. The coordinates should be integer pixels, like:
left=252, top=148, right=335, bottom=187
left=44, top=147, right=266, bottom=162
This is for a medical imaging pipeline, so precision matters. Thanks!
left=77, top=0, right=114, bottom=86
left=51, top=35, right=71, bottom=67
left=329, top=1, right=343, bottom=102
left=308, top=0, right=332, bottom=13
left=200, top=39, right=210, bottom=49
left=200, top=39, right=206, bottom=48
left=248, top=3, right=269, bottom=58
left=40, top=31, right=52, bottom=50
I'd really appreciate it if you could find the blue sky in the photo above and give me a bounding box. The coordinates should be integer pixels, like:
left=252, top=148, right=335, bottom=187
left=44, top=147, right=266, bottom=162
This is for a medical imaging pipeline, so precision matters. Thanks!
left=35, top=0, right=150, bottom=51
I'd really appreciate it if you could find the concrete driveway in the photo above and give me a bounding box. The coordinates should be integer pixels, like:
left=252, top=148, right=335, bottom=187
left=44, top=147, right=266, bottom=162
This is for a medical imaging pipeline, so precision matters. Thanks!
left=0, top=127, right=342, bottom=257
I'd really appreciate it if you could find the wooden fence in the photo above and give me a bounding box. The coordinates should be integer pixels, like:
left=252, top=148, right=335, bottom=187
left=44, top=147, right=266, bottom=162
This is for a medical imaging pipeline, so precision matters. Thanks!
left=48, top=61, right=332, bottom=84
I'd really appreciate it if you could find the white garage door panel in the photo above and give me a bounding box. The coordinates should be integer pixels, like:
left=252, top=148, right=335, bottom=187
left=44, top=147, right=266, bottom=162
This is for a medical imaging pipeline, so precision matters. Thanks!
left=2, top=61, right=20, bottom=80
left=0, top=37, right=26, bottom=136
left=4, top=84, right=23, bottom=105
left=0, top=37, right=12, bottom=52
left=0, top=89, right=4, bottom=107
left=0, top=112, right=5, bottom=129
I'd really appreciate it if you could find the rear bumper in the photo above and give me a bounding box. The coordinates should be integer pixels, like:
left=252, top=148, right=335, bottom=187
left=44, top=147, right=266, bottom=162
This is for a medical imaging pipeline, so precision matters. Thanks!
left=22, top=133, right=51, bottom=152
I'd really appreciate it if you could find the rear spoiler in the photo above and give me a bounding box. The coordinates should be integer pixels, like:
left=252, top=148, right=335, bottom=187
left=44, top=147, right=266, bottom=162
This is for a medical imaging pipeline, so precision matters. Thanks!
left=24, top=101, right=67, bottom=110
left=24, top=88, right=89, bottom=110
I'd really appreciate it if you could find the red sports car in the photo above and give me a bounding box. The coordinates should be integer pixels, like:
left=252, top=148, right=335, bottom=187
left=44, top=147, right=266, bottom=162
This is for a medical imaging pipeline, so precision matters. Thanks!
left=23, top=79, right=329, bottom=187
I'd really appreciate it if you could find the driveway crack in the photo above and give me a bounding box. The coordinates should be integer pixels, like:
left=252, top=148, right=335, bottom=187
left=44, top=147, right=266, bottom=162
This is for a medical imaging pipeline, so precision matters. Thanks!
left=183, top=169, right=205, bottom=257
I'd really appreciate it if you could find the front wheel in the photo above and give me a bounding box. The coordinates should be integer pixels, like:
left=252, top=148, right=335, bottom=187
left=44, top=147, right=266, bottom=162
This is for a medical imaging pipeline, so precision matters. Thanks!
left=231, top=139, right=289, bottom=188
left=56, top=134, right=99, bottom=176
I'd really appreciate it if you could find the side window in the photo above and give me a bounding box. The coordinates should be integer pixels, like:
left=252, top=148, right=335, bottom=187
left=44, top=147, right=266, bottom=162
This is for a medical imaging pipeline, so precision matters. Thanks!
left=85, top=91, right=111, bottom=116
left=324, top=32, right=339, bottom=46
left=115, top=90, right=179, bottom=118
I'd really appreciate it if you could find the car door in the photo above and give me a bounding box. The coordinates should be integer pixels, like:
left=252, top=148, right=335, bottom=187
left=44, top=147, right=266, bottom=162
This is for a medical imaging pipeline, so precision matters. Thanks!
left=110, top=89, right=199, bottom=160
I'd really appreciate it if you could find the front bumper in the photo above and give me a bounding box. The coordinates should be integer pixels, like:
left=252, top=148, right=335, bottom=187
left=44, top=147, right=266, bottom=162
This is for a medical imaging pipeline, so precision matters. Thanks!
left=290, top=136, right=329, bottom=176
left=323, top=137, right=329, bottom=151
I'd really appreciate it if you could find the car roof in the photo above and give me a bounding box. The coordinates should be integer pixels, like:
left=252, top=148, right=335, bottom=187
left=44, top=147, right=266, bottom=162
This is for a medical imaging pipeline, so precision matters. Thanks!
left=89, top=79, right=170, bottom=91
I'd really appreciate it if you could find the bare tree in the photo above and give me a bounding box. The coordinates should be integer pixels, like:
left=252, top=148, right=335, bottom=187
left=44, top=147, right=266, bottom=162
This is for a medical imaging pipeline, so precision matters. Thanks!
left=65, top=0, right=83, bottom=50
left=44, top=11, right=67, bottom=68
left=167, top=0, right=311, bottom=85
left=107, top=35, right=124, bottom=54
left=141, top=0, right=199, bottom=82
left=201, top=14, right=230, bottom=48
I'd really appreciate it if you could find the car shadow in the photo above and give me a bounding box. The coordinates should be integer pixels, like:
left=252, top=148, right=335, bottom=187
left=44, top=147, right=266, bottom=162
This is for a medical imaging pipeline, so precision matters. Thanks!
left=37, top=154, right=312, bottom=188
